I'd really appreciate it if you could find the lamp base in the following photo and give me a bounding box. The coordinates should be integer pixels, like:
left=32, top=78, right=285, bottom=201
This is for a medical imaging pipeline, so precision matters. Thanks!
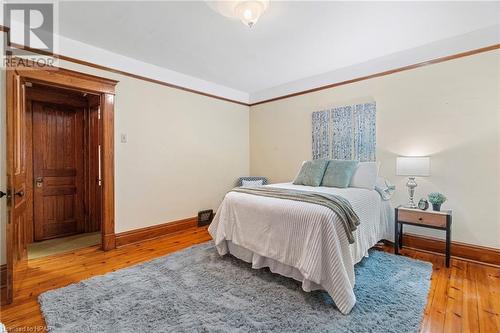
left=405, top=177, right=418, bottom=209
left=405, top=203, right=418, bottom=209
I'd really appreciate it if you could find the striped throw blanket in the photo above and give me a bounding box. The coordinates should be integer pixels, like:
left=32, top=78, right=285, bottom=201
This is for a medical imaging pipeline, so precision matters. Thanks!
left=231, top=186, right=360, bottom=244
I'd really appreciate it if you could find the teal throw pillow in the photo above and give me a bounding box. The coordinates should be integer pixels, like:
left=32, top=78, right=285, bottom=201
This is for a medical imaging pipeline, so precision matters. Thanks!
left=321, top=160, right=359, bottom=188
left=293, top=160, right=329, bottom=187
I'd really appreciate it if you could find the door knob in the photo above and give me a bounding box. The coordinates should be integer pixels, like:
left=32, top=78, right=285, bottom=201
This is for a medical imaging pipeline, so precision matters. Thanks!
left=15, top=190, right=24, bottom=197
left=0, top=191, right=6, bottom=198
left=35, top=177, right=43, bottom=188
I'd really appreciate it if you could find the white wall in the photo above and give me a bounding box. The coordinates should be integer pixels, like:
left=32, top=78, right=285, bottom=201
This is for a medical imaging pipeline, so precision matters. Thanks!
left=250, top=50, right=500, bottom=249
left=58, top=60, right=250, bottom=234
left=0, top=55, right=249, bottom=265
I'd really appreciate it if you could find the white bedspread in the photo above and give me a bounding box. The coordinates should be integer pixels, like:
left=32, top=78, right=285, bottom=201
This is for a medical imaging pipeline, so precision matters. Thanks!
left=208, top=183, right=393, bottom=314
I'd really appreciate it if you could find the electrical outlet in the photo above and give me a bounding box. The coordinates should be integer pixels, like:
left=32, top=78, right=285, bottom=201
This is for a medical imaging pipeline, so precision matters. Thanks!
left=120, top=133, right=127, bottom=143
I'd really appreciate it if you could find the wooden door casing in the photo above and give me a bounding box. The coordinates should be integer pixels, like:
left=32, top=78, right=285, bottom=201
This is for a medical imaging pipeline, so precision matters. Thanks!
left=32, top=101, right=85, bottom=241
left=5, top=59, right=117, bottom=305
left=86, top=95, right=102, bottom=233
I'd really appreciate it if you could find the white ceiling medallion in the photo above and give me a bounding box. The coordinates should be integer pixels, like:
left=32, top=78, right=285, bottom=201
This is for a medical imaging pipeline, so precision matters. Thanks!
left=206, top=0, right=269, bottom=28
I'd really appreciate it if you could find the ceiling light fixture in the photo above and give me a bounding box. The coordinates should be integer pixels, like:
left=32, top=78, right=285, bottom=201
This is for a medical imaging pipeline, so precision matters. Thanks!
left=206, top=0, right=269, bottom=28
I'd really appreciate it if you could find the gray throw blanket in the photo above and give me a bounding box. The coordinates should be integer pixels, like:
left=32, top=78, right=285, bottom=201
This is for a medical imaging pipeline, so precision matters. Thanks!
left=231, top=187, right=360, bottom=244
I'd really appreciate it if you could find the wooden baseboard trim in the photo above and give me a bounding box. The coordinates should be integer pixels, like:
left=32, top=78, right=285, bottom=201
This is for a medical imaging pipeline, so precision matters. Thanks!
left=399, top=233, right=500, bottom=267
left=115, top=217, right=198, bottom=247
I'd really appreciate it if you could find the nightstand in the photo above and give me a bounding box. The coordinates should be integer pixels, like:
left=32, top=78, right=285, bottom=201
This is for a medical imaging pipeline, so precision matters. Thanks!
left=394, top=205, right=452, bottom=267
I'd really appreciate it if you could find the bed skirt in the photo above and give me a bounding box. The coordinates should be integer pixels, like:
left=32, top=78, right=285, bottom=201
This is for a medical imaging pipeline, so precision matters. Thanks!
left=222, top=240, right=330, bottom=299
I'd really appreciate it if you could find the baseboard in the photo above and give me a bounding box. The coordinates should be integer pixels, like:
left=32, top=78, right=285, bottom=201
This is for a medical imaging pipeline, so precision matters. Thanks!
left=0, top=264, right=6, bottom=289
left=400, top=233, right=500, bottom=266
left=115, top=217, right=198, bottom=247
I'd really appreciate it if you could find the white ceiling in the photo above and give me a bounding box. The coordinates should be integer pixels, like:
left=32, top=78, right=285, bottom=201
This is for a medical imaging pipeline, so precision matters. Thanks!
left=58, top=1, right=500, bottom=101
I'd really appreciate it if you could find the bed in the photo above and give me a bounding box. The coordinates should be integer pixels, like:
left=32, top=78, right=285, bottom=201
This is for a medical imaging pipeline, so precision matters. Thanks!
left=208, top=182, right=394, bottom=314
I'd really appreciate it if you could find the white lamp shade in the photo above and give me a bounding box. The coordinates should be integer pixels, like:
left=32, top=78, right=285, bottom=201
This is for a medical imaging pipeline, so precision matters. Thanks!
left=396, top=157, right=430, bottom=176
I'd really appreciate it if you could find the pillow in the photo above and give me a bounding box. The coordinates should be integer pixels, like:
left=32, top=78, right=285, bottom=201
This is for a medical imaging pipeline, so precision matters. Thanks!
left=237, top=177, right=268, bottom=187
left=242, top=179, right=263, bottom=187
left=375, top=177, right=396, bottom=200
left=321, top=160, right=359, bottom=188
left=293, top=161, right=306, bottom=181
left=293, top=159, right=329, bottom=187
left=349, top=162, right=379, bottom=189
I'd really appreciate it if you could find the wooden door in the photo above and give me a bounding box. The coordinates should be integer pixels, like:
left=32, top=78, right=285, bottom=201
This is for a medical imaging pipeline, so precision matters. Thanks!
left=5, top=72, right=28, bottom=303
left=32, top=101, right=85, bottom=241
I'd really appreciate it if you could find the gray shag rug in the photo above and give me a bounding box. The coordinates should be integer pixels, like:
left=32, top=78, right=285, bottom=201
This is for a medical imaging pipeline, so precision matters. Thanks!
left=39, top=242, right=432, bottom=333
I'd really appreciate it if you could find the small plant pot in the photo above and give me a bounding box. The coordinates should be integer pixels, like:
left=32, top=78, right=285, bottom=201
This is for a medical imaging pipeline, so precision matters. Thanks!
left=432, top=203, right=441, bottom=211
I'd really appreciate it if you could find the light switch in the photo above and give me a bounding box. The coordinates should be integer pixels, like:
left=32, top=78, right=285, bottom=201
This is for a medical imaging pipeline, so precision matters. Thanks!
left=120, top=133, right=127, bottom=143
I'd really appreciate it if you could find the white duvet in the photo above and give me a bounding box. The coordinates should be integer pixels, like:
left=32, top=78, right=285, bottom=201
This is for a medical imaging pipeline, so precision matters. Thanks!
left=208, top=183, right=393, bottom=314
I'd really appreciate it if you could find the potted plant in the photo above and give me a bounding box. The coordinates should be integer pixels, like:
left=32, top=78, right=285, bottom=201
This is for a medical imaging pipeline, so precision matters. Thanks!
left=428, top=192, right=447, bottom=211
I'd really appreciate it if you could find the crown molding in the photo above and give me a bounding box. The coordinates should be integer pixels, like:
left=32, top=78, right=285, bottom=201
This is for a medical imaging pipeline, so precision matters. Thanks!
left=2, top=23, right=499, bottom=108
left=249, top=43, right=500, bottom=106
left=249, top=24, right=500, bottom=105
left=0, top=24, right=250, bottom=106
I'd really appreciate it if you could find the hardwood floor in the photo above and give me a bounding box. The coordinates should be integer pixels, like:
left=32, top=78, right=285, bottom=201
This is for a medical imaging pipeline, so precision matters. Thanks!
left=1, top=226, right=499, bottom=332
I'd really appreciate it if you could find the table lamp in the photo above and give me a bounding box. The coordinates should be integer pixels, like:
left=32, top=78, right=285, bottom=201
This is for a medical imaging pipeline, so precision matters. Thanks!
left=396, top=156, right=430, bottom=208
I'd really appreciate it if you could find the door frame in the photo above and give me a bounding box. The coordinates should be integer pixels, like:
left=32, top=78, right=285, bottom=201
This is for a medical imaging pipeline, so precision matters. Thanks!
left=5, top=58, right=118, bottom=303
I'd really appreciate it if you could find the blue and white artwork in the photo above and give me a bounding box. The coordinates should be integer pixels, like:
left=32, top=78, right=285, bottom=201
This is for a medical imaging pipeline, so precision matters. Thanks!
left=312, top=102, right=376, bottom=161
left=312, top=110, right=330, bottom=160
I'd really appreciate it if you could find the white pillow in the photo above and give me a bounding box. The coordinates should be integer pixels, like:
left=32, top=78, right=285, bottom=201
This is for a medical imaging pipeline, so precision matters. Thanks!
left=349, top=162, right=379, bottom=190
left=242, top=179, right=263, bottom=187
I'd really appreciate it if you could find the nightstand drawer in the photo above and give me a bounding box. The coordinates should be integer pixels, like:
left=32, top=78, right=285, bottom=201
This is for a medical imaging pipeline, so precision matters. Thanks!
left=398, top=209, right=447, bottom=228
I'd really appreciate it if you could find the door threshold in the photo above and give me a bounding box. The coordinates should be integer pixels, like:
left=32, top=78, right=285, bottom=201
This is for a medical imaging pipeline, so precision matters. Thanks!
left=27, top=232, right=101, bottom=260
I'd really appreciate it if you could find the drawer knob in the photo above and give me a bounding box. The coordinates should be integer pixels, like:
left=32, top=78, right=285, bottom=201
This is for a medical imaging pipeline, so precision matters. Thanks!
left=418, top=217, right=423, bottom=221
